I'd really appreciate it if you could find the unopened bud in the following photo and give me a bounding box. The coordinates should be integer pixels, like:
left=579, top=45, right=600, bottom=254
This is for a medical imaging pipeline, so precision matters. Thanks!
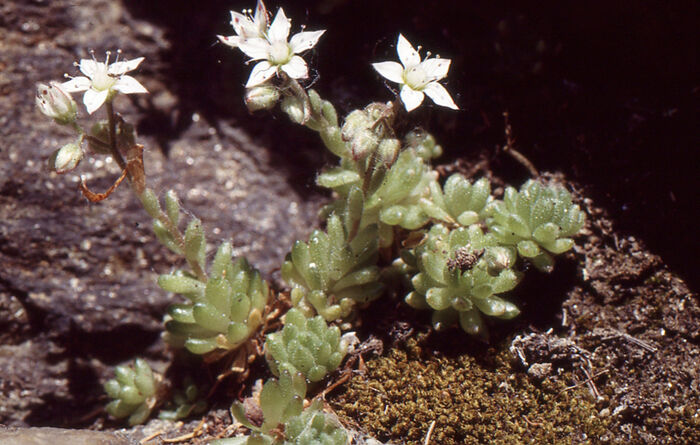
left=36, top=81, right=77, bottom=125
left=377, top=138, right=400, bottom=166
left=245, top=85, right=280, bottom=111
left=49, top=142, right=83, bottom=174
left=281, top=96, right=304, bottom=123
left=340, top=110, right=370, bottom=141
left=350, top=129, right=378, bottom=161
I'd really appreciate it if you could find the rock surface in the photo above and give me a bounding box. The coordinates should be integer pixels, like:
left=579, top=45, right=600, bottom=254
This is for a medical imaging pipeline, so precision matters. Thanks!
left=0, top=427, right=133, bottom=445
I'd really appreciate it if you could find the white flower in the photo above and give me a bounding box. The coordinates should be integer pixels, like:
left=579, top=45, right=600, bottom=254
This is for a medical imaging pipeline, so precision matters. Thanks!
left=236, top=8, right=325, bottom=87
left=372, top=34, right=458, bottom=112
left=217, top=0, right=270, bottom=47
left=61, top=51, right=148, bottom=114
left=36, top=81, right=77, bottom=124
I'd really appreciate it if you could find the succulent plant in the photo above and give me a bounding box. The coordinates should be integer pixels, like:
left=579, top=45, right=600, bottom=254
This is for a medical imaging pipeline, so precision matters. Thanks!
left=158, top=377, right=207, bottom=421
left=230, top=370, right=307, bottom=436
left=160, top=241, right=269, bottom=354
left=104, top=358, right=161, bottom=425
left=282, top=400, right=349, bottom=445
left=405, top=224, right=521, bottom=336
left=217, top=395, right=348, bottom=445
left=265, top=308, right=349, bottom=382
left=281, top=211, right=382, bottom=321
left=486, top=179, right=585, bottom=272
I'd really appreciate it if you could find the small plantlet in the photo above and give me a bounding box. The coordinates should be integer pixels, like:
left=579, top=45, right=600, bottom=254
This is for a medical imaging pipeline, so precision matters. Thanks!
left=231, top=370, right=306, bottom=436
left=219, top=374, right=348, bottom=445
left=160, top=241, right=269, bottom=355
left=265, top=308, right=353, bottom=382
left=281, top=400, right=349, bottom=445
left=281, top=212, right=382, bottom=321
left=486, top=179, right=585, bottom=272
left=104, top=358, right=161, bottom=425
left=428, top=174, right=493, bottom=227
left=404, top=224, right=521, bottom=337
left=158, top=377, right=207, bottom=421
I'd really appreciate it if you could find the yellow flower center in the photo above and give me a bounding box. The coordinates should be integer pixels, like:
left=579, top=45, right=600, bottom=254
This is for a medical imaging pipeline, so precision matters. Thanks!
left=92, top=63, right=117, bottom=91
left=269, top=42, right=292, bottom=65
left=404, top=65, right=429, bottom=90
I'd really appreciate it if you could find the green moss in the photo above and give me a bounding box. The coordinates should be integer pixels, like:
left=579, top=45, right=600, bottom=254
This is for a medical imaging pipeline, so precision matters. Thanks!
left=330, top=339, right=611, bottom=444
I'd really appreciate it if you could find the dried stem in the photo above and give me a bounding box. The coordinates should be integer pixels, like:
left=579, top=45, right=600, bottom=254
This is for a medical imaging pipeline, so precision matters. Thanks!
left=502, top=111, right=539, bottom=178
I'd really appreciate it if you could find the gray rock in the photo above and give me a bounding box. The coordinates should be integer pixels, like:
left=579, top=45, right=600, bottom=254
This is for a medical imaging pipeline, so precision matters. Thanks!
left=0, top=427, right=134, bottom=445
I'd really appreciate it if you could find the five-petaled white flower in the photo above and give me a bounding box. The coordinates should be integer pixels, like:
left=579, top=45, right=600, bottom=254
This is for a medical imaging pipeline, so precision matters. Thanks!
left=372, top=34, right=458, bottom=112
left=235, top=8, right=325, bottom=87
left=61, top=51, right=148, bottom=114
left=217, top=0, right=270, bottom=48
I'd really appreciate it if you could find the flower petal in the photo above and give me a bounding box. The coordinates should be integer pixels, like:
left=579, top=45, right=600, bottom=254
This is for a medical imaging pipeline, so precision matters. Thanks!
left=424, top=82, right=458, bottom=110
left=253, top=0, right=269, bottom=29
left=218, top=34, right=242, bottom=48
left=238, top=37, right=271, bottom=60
left=61, top=76, right=91, bottom=92
left=79, top=59, right=99, bottom=78
left=268, top=8, right=291, bottom=42
left=372, top=61, right=404, bottom=84
left=280, top=55, right=308, bottom=80
left=108, top=57, right=144, bottom=75
left=289, top=30, right=325, bottom=54
left=397, top=34, right=420, bottom=68
left=421, top=58, right=451, bottom=81
left=230, top=10, right=250, bottom=35
left=400, top=85, right=424, bottom=112
left=113, top=76, right=148, bottom=94
left=83, top=89, right=109, bottom=114
left=246, top=61, right=277, bottom=87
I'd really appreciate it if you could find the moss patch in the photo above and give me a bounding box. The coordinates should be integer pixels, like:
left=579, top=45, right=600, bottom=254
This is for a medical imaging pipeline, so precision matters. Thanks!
left=331, top=339, right=611, bottom=444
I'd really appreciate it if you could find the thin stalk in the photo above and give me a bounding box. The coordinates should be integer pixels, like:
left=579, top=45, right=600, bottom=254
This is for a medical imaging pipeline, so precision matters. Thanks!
left=105, top=100, right=128, bottom=173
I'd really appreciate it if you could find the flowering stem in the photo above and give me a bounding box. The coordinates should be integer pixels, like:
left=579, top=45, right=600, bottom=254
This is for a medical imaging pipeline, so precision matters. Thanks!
left=105, top=101, right=206, bottom=281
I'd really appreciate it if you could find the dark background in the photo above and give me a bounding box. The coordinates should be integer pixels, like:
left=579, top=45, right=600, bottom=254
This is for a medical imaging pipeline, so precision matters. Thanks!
left=124, top=0, right=699, bottom=289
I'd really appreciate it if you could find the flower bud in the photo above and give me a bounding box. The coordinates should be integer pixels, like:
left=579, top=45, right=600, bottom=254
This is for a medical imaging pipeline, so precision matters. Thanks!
left=49, top=142, right=83, bottom=174
left=281, top=96, right=304, bottom=124
left=36, top=81, right=77, bottom=125
left=340, top=110, right=370, bottom=141
left=377, top=138, right=400, bottom=166
left=350, top=129, right=378, bottom=161
left=245, top=85, right=280, bottom=111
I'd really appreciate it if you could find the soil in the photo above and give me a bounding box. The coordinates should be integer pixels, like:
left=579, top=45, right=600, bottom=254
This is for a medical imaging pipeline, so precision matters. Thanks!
left=0, top=0, right=697, bottom=444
